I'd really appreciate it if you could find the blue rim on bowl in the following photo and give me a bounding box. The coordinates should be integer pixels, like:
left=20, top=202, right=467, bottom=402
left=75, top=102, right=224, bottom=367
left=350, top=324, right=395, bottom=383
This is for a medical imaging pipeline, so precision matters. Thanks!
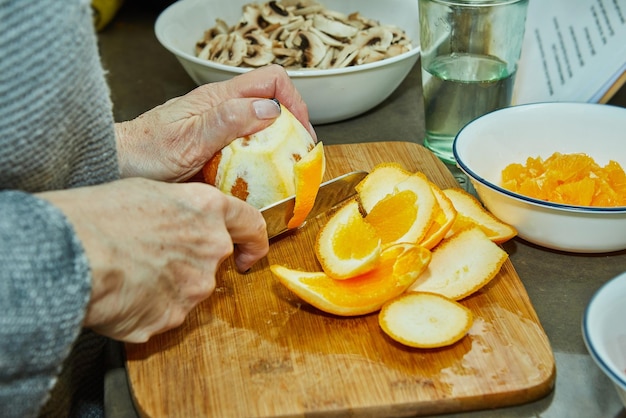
left=582, top=272, right=626, bottom=390
left=452, top=105, right=626, bottom=215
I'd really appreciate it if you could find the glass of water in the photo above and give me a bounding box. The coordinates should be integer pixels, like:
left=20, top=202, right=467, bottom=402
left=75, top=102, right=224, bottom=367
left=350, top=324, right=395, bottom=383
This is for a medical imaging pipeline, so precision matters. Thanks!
left=419, top=0, right=529, bottom=164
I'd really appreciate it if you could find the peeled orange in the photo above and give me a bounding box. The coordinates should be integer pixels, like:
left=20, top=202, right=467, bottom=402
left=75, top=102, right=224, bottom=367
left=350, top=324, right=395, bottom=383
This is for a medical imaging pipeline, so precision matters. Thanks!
left=501, top=152, right=626, bottom=207
left=203, top=104, right=325, bottom=213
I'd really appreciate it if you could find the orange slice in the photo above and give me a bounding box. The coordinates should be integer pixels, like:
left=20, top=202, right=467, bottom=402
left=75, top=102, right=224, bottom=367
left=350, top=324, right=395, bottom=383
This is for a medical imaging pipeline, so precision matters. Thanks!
left=287, top=141, right=325, bottom=229
left=409, top=226, right=508, bottom=300
left=315, top=199, right=381, bottom=279
left=379, top=292, right=473, bottom=348
left=357, top=164, right=437, bottom=245
left=419, top=181, right=457, bottom=250
left=270, top=243, right=432, bottom=316
left=501, top=152, right=626, bottom=207
left=443, top=188, right=517, bottom=244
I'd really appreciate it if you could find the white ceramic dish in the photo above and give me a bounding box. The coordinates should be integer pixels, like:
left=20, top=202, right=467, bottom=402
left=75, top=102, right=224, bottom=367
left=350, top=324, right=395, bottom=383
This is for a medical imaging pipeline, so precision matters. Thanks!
left=453, top=102, right=626, bottom=253
left=154, top=0, right=420, bottom=124
left=583, top=271, right=626, bottom=407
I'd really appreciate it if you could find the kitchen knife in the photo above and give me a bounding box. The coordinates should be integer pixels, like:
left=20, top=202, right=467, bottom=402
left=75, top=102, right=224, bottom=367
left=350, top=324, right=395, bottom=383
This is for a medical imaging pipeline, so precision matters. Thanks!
left=261, top=170, right=368, bottom=239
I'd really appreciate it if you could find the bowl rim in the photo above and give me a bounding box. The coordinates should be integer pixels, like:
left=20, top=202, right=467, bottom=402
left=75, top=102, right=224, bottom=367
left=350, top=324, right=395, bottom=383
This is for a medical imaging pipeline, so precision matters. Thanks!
left=582, top=271, right=626, bottom=390
left=154, top=0, right=421, bottom=78
left=453, top=103, right=626, bottom=214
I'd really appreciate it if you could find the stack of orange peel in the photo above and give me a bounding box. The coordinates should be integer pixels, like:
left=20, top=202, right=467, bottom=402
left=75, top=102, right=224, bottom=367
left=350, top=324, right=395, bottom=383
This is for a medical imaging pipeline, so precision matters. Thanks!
left=270, top=162, right=518, bottom=349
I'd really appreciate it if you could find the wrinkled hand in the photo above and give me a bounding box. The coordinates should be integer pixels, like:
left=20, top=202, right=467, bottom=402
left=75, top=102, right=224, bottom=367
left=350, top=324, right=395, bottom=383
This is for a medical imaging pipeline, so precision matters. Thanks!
left=115, top=64, right=316, bottom=182
left=38, top=178, right=268, bottom=343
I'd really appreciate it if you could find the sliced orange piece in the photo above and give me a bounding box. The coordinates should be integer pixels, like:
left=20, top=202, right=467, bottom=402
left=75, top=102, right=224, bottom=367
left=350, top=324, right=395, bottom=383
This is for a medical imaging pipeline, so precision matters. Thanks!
left=315, top=199, right=381, bottom=280
left=270, top=243, right=432, bottom=316
left=379, top=292, right=473, bottom=348
left=287, top=141, right=325, bottom=229
left=443, top=188, right=517, bottom=244
left=419, top=181, right=457, bottom=250
left=409, top=226, right=508, bottom=300
left=357, top=164, right=437, bottom=245
left=501, top=152, right=626, bottom=207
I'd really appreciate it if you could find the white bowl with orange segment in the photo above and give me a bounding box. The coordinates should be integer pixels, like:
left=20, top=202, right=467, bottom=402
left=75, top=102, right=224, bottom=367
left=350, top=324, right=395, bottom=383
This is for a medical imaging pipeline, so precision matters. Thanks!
left=453, top=102, right=626, bottom=253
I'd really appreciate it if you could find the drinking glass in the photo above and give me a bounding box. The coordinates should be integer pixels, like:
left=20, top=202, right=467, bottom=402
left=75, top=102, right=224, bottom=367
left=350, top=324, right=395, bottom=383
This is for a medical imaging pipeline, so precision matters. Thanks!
left=419, top=0, right=529, bottom=164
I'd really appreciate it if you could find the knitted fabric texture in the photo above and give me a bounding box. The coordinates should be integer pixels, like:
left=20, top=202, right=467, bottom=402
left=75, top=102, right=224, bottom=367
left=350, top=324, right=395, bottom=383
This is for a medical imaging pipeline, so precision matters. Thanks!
left=0, top=0, right=120, bottom=417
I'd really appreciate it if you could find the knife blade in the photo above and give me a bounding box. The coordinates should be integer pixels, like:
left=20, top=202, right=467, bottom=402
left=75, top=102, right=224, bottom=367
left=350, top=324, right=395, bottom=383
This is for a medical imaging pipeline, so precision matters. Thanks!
left=261, top=170, right=368, bottom=239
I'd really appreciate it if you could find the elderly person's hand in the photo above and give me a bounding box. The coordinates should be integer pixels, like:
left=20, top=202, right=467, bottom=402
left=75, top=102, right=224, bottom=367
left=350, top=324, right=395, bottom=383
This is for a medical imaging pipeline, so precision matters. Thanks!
left=36, top=65, right=316, bottom=343
left=40, top=178, right=268, bottom=343
left=115, top=64, right=316, bottom=182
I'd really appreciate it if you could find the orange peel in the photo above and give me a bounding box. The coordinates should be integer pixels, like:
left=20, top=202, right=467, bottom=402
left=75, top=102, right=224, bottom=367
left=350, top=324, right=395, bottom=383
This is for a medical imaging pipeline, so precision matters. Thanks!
left=419, top=181, right=457, bottom=250
left=443, top=188, right=517, bottom=244
left=409, top=226, right=508, bottom=300
left=270, top=243, right=432, bottom=316
left=287, top=141, right=325, bottom=229
left=357, top=164, right=437, bottom=246
left=315, top=199, right=381, bottom=279
left=379, top=292, right=473, bottom=348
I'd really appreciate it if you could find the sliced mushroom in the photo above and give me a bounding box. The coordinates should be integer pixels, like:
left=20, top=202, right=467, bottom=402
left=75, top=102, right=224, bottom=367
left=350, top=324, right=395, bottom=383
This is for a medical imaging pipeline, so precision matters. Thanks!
left=294, top=30, right=328, bottom=68
left=195, top=0, right=412, bottom=70
left=353, top=26, right=394, bottom=51
left=212, top=33, right=248, bottom=67
left=260, top=1, right=291, bottom=25
left=309, top=26, right=344, bottom=48
left=356, top=47, right=387, bottom=65
left=243, top=44, right=275, bottom=66
left=332, top=44, right=359, bottom=68
left=312, top=14, right=359, bottom=39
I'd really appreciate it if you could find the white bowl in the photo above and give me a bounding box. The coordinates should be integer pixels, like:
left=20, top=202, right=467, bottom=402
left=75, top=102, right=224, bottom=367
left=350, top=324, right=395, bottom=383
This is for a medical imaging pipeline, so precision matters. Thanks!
left=453, top=102, right=626, bottom=253
left=583, top=271, right=626, bottom=407
left=154, top=0, right=420, bottom=124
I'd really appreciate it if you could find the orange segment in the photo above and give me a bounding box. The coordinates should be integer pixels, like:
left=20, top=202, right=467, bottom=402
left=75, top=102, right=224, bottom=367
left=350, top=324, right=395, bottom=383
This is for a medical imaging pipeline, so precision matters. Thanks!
left=271, top=243, right=431, bottom=316
left=315, top=199, right=381, bottom=280
left=357, top=164, right=437, bottom=245
left=420, top=181, right=457, bottom=250
left=501, top=152, right=626, bottom=207
left=379, top=292, right=473, bottom=348
left=443, top=188, right=517, bottom=244
left=287, top=141, right=326, bottom=229
left=409, top=226, right=508, bottom=300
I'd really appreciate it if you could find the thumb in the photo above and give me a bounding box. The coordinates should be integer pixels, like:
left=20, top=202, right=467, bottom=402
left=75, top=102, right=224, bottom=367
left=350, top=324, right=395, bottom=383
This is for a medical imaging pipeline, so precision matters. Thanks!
left=198, top=98, right=282, bottom=152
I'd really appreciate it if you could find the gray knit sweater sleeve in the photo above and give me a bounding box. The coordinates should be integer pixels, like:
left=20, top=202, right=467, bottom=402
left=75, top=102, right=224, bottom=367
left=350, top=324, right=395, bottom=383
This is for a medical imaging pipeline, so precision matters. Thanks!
left=0, top=192, right=92, bottom=417
left=0, top=0, right=120, bottom=417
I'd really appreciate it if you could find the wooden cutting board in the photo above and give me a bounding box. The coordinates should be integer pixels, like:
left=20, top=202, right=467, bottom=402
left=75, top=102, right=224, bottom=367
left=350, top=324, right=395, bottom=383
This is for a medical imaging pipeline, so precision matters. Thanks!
left=125, top=142, right=555, bottom=418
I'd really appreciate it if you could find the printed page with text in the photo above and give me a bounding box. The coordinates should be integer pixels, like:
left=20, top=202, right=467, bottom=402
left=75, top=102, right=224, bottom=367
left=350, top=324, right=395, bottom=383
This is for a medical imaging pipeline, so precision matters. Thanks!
left=512, top=0, right=626, bottom=104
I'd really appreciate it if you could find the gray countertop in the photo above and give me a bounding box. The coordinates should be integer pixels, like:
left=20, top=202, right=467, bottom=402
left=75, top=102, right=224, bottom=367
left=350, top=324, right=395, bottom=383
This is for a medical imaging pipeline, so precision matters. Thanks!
left=97, top=2, right=626, bottom=417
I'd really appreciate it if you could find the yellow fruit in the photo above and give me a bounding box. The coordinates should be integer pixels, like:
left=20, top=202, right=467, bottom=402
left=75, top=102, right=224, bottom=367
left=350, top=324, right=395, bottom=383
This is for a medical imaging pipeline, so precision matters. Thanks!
left=315, top=199, right=381, bottom=280
left=203, top=105, right=324, bottom=211
left=288, top=141, right=325, bottom=229
left=357, top=163, right=437, bottom=246
left=379, top=292, right=473, bottom=348
left=270, top=243, right=431, bottom=316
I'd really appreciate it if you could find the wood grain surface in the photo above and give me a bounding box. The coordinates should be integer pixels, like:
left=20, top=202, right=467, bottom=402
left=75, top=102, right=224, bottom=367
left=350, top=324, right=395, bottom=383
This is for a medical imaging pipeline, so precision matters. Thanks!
left=125, top=142, right=556, bottom=418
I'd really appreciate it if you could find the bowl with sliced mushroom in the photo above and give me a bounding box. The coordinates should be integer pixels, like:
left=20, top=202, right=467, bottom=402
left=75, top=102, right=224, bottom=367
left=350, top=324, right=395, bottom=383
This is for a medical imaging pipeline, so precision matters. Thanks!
left=155, top=0, right=420, bottom=124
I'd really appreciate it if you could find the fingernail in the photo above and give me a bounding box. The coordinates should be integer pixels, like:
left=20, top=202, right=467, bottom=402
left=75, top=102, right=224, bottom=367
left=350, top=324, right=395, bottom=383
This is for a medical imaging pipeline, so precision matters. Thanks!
left=253, top=99, right=281, bottom=120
